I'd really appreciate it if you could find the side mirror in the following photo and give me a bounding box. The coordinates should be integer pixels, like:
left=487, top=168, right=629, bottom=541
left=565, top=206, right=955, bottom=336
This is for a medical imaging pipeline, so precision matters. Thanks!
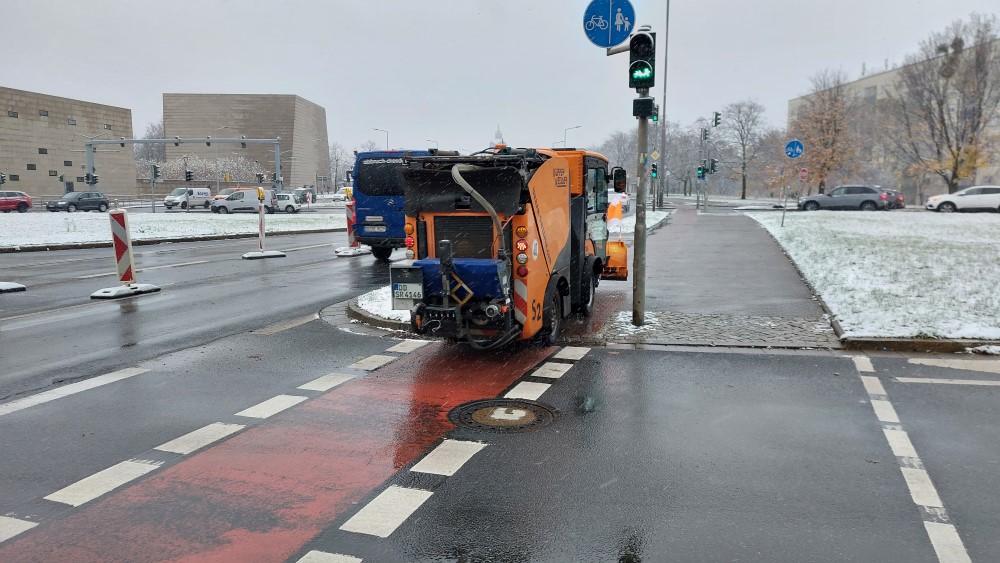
left=187, top=190, right=193, bottom=196
left=611, top=167, right=627, bottom=193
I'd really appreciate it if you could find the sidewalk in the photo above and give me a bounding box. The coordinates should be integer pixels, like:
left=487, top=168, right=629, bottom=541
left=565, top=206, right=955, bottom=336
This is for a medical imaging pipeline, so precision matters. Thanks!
left=589, top=203, right=841, bottom=349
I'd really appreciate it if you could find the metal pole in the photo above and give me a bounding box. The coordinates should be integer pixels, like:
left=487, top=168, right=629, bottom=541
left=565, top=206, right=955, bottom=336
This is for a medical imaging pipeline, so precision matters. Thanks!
left=150, top=176, right=155, bottom=213
left=273, top=142, right=282, bottom=192
left=85, top=142, right=96, bottom=193
left=659, top=0, right=670, bottom=209
left=633, top=92, right=649, bottom=326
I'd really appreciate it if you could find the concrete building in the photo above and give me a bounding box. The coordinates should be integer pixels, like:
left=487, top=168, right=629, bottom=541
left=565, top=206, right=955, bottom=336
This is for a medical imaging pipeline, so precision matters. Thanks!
left=1, top=86, right=135, bottom=196
left=162, top=94, right=330, bottom=191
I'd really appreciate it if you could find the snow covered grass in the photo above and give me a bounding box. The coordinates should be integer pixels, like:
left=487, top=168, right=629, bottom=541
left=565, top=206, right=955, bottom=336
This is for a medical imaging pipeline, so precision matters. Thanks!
left=746, top=211, right=1000, bottom=339
left=356, top=285, right=411, bottom=322
left=0, top=211, right=346, bottom=248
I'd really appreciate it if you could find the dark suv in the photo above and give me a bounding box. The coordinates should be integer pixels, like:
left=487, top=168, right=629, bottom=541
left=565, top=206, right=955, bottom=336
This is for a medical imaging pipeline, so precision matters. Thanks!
left=882, top=189, right=905, bottom=209
left=0, top=191, right=32, bottom=213
left=797, top=185, right=888, bottom=211
left=46, top=191, right=110, bottom=212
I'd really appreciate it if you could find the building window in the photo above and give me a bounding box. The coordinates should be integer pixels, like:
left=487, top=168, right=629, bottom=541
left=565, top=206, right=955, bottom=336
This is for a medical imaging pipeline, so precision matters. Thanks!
left=38, top=148, right=48, bottom=154
left=104, top=124, right=112, bottom=130
left=68, top=118, right=77, bottom=125
left=64, top=160, right=73, bottom=166
left=7, top=111, right=16, bottom=118
left=26, top=164, right=36, bottom=171
left=49, top=170, right=58, bottom=176
left=76, top=176, right=85, bottom=182
left=39, top=109, right=49, bottom=117
left=9, top=175, right=19, bottom=181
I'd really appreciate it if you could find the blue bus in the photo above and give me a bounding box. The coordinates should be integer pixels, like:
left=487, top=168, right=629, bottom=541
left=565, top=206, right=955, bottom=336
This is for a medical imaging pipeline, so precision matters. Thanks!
left=350, top=150, right=429, bottom=261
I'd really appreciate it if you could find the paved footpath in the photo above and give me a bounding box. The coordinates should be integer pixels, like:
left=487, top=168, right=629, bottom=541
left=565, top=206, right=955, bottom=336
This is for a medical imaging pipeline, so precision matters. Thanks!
left=594, top=203, right=840, bottom=349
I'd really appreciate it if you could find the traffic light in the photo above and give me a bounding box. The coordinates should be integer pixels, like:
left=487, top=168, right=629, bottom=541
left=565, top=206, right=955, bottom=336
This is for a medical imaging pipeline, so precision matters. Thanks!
left=651, top=163, right=658, bottom=178
left=256, top=173, right=265, bottom=183
left=702, top=128, right=709, bottom=141
left=710, top=159, right=718, bottom=174
left=652, top=104, right=659, bottom=122
left=696, top=166, right=705, bottom=180
left=92, top=174, right=99, bottom=185
left=240, top=135, right=247, bottom=149
left=58, top=174, right=64, bottom=182
left=628, top=31, right=656, bottom=90
left=713, top=112, right=722, bottom=127
left=0, top=172, right=6, bottom=185
left=85, top=172, right=93, bottom=184
left=151, top=164, right=160, bottom=179
left=120, top=137, right=126, bottom=148
left=184, top=169, right=193, bottom=182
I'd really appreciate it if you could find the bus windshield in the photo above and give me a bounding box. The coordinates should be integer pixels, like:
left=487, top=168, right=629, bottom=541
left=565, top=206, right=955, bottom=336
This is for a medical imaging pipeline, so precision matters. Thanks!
left=355, top=158, right=406, bottom=196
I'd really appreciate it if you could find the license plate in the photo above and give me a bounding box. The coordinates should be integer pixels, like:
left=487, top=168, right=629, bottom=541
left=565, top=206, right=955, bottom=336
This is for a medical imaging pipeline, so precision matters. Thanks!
left=365, top=215, right=383, bottom=222
left=365, top=225, right=387, bottom=233
left=393, top=283, right=423, bottom=299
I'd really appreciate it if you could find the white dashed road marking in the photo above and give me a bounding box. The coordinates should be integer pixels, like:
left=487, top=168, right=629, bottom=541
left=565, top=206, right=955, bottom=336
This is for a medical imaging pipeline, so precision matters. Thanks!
left=155, top=422, right=246, bottom=455
left=0, top=516, right=37, bottom=543
left=44, top=459, right=162, bottom=507
left=553, top=346, right=590, bottom=360
left=908, top=358, right=1000, bottom=375
left=531, top=362, right=573, bottom=379
left=385, top=340, right=431, bottom=354
left=0, top=367, right=149, bottom=417
left=852, top=356, right=971, bottom=563
left=235, top=395, right=308, bottom=419
left=340, top=486, right=433, bottom=538
left=504, top=381, right=550, bottom=401
left=348, top=355, right=397, bottom=371
left=896, top=377, right=1000, bottom=387
left=297, top=551, right=363, bottom=563
left=255, top=314, right=319, bottom=335
left=298, top=373, right=354, bottom=392
left=410, top=439, right=487, bottom=476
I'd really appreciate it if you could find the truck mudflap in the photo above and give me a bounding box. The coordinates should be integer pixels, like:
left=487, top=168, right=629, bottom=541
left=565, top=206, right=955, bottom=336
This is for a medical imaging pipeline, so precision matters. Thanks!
left=602, top=240, right=629, bottom=281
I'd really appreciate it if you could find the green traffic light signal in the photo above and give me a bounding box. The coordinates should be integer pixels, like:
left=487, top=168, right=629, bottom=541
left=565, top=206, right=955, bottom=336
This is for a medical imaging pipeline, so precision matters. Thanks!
left=628, top=32, right=656, bottom=89
left=651, top=163, right=658, bottom=178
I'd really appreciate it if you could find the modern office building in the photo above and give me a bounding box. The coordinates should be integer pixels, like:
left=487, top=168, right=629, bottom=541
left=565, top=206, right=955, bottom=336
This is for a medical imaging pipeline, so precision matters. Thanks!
left=162, top=94, right=330, bottom=191
left=0, top=86, right=135, bottom=195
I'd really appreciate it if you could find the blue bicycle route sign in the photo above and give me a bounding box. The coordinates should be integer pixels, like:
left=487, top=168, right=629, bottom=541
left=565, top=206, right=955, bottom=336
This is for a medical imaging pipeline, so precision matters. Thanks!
left=583, top=0, right=635, bottom=48
left=785, top=139, right=804, bottom=159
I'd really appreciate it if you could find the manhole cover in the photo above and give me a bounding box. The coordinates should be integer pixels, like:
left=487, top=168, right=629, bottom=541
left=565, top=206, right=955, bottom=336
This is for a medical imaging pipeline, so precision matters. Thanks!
left=448, top=399, right=556, bottom=433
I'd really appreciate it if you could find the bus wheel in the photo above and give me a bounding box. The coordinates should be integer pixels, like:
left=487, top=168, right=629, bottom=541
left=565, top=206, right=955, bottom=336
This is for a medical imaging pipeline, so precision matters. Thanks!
left=372, top=247, right=393, bottom=262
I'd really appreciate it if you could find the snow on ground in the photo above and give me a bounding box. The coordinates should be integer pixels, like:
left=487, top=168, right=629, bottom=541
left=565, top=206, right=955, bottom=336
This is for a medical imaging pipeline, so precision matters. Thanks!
left=746, top=211, right=1000, bottom=340
left=0, top=211, right=346, bottom=248
left=355, top=286, right=411, bottom=322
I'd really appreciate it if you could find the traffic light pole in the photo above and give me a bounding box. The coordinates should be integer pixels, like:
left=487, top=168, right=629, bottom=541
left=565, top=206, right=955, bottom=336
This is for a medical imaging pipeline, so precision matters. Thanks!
left=634, top=90, right=649, bottom=326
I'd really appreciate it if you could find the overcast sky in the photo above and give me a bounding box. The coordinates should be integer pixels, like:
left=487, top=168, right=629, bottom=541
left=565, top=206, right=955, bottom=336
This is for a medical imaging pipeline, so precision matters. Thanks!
left=2, top=1, right=996, bottom=153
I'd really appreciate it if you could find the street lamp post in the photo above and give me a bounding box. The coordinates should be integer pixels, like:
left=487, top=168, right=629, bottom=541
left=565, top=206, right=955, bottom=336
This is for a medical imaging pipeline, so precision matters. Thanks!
left=374, top=128, right=389, bottom=150
left=563, top=125, right=582, bottom=148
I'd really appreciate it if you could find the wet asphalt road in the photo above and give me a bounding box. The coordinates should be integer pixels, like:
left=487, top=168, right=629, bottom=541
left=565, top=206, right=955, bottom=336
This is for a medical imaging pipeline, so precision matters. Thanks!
left=0, top=231, right=386, bottom=400
left=0, top=310, right=997, bottom=561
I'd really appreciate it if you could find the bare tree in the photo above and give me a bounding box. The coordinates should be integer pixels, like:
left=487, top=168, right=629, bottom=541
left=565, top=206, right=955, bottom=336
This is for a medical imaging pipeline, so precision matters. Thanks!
left=134, top=120, right=166, bottom=163
left=883, top=14, right=1000, bottom=192
left=790, top=69, right=856, bottom=194
left=355, top=140, right=379, bottom=153
left=329, top=142, right=351, bottom=188
left=720, top=99, right=766, bottom=199
left=596, top=130, right=635, bottom=173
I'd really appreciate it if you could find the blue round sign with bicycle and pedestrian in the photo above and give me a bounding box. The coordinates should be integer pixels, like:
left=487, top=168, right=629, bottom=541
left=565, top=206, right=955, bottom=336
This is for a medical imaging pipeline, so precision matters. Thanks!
left=785, top=139, right=804, bottom=159
left=583, top=0, right=635, bottom=48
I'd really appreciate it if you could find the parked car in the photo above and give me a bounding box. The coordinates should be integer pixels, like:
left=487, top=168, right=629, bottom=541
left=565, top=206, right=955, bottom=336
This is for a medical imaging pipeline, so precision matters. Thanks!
left=294, top=186, right=317, bottom=204
left=276, top=192, right=301, bottom=213
left=46, top=191, right=109, bottom=212
left=926, top=185, right=1000, bottom=213
left=329, top=191, right=347, bottom=202
left=797, top=185, right=888, bottom=211
left=882, top=189, right=906, bottom=209
left=0, top=191, right=32, bottom=213
left=211, top=189, right=276, bottom=214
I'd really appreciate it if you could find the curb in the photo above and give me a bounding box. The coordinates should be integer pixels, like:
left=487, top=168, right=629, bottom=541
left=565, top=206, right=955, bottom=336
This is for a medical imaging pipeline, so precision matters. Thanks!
left=0, top=228, right=346, bottom=253
left=346, top=298, right=410, bottom=332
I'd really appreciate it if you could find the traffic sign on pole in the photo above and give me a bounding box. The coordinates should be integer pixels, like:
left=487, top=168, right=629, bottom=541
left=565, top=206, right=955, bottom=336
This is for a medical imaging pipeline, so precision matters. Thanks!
left=785, top=139, right=804, bottom=159
left=799, top=167, right=808, bottom=181
left=583, top=0, right=635, bottom=48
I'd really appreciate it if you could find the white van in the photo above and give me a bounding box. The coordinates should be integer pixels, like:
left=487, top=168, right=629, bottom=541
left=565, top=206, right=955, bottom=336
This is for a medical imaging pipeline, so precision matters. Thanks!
left=211, top=189, right=277, bottom=214
left=164, top=187, right=213, bottom=210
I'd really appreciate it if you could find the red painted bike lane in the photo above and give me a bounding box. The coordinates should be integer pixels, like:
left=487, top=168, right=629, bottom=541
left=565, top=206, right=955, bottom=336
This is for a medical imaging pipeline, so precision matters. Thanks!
left=0, top=344, right=553, bottom=562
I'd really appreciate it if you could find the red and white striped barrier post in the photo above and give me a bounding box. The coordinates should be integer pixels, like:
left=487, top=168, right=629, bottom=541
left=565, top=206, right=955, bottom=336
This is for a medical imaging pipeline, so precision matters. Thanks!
left=334, top=197, right=371, bottom=257
left=91, top=209, right=161, bottom=299
left=241, top=187, right=286, bottom=260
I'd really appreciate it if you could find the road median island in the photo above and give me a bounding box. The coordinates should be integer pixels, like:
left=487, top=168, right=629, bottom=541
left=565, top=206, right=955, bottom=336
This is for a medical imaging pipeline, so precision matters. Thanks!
left=0, top=228, right=346, bottom=253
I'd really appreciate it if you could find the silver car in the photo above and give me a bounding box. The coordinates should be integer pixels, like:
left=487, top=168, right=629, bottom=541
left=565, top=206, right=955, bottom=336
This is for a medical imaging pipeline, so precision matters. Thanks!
left=798, top=185, right=888, bottom=211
